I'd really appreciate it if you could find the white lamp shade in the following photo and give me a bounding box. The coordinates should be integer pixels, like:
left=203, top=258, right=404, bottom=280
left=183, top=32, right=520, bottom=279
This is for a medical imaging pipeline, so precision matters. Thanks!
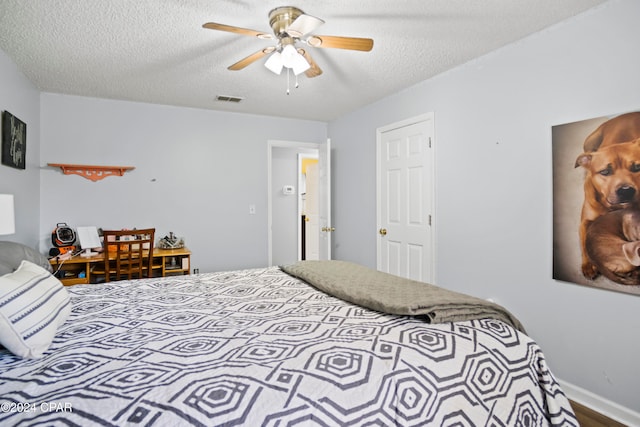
left=290, top=52, right=311, bottom=75
left=281, top=44, right=298, bottom=68
left=0, top=194, right=15, bottom=235
left=280, top=44, right=310, bottom=75
left=264, top=52, right=284, bottom=75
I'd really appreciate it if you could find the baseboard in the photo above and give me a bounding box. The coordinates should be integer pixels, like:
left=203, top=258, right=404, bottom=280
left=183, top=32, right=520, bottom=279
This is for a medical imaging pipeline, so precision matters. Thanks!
left=559, top=379, right=640, bottom=426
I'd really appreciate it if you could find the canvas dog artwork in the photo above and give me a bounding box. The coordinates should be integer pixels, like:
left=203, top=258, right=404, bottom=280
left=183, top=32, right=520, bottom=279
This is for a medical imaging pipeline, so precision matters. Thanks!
left=553, top=111, right=640, bottom=296
left=575, top=133, right=640, bottom=279
left=585, top=206, right=640, bottom=286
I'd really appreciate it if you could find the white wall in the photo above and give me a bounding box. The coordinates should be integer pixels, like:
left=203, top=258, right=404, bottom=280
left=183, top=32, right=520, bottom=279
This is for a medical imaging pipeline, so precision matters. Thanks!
left=39, top=94, right=327, bottom=273
left=271, top=147, right=299, bottom=265
left=0, top=50, right=41, bottom=247
left=329, top=0, right=639, bottom=414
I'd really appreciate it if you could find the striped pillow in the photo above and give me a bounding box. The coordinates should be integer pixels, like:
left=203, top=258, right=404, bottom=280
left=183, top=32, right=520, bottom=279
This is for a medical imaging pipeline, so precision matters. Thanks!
left=0, top=260, right=71, bottom=358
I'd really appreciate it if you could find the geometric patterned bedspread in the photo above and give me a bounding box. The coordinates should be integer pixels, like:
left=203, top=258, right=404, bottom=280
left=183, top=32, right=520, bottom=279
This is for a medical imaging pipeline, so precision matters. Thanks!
left=0, top=267, right=578, bottom=426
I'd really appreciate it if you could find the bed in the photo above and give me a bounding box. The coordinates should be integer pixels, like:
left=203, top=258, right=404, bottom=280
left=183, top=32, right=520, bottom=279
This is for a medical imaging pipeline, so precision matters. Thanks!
left=0, top=251, right=577, bottom=426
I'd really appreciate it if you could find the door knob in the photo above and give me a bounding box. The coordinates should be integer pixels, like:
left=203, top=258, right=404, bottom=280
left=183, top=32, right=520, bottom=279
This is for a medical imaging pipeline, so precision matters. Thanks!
left=379, top=228, right=387, bottom=236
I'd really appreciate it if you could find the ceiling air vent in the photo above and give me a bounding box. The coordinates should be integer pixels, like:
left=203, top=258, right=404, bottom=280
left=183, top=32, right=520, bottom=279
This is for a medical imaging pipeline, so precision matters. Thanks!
left=216, top=95, right=244, bottom=103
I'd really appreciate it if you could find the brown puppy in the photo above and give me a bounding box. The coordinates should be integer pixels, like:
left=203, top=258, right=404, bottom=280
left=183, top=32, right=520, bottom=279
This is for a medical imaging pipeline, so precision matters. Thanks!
left=576, top=138, right=640, bottom=279
left=576, top=111, right=640, bottom=279
left=583, top=112, right=640, bottom=152
left=586, top=207, right=640, bottom=286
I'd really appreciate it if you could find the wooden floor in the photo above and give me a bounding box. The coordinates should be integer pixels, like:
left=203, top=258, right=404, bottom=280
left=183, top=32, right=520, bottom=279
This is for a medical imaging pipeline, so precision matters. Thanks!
left=570, top=400, right=628, bottom=427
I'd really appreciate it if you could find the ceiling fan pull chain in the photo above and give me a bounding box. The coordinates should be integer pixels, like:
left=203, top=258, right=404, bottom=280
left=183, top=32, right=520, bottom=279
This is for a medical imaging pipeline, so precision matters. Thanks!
left=286, top=68, right=291, bottom=95
left=295, top=73, right=300, bottom=89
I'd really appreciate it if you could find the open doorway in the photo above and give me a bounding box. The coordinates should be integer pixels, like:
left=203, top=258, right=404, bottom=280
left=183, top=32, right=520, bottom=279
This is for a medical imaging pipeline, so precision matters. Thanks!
left=299, top=153, right=319, bottom=261
left=268, top=140, right=327, bottom=266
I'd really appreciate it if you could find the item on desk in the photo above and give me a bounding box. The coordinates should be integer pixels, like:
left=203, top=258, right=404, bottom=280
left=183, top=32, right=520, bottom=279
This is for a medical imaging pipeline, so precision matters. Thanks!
left=55, top=252, right=72, bottom=261
left=50, top=223, right=76, bottom=257
left=157, top=232, right=184, bottom=249
left=80, top=250, right=100, bottom=258
left=51, top=223, right=76, bottom=247
left=49, top=246, right=76, bottom=257
left=77, top=226, right=102, bottom=257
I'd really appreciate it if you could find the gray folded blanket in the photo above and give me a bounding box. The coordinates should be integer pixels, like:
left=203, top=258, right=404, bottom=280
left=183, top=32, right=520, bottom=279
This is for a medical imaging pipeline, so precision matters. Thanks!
left=281, top=260, right=526, bottom=333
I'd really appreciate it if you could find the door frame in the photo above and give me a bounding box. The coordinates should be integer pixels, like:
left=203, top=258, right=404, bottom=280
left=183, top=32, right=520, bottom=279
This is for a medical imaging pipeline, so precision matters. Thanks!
left=268, top=139, right=324, bottom=266
left=376, top=113, right=436, bottom=281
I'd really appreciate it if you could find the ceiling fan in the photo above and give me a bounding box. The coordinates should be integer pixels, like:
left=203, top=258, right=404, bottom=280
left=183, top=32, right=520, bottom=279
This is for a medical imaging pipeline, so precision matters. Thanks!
left=203, top=6, right=374, bottom=79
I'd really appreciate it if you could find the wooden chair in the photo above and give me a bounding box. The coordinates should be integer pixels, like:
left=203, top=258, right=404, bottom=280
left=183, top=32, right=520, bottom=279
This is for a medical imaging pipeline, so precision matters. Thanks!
left=101, top=228, right=155, bottom=282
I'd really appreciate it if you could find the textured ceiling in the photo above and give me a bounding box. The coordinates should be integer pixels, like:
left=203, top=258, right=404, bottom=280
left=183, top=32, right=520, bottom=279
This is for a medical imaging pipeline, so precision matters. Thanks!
left=0, top=0, right=605, bottom=122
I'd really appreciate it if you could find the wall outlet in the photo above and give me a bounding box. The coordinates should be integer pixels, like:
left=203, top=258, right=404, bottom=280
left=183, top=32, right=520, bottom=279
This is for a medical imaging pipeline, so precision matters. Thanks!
left=249, top=204, right=256, bottom=214
left=193, top=268, right=200, bottom=274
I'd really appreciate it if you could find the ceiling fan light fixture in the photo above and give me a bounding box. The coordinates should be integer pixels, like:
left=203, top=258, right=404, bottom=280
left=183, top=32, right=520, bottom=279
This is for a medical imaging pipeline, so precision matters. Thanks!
left=264, top=51, right=284, bottom=74
left=290, top=52, right=311, bottom=75
left=280, top=44, right=298, bottom=68
left=280, top=44, right=310, bottom=75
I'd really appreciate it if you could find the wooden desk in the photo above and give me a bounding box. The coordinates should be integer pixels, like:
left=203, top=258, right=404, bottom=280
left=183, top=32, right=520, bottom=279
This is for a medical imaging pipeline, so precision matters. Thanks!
left=50, top=247, right=191, bottom=286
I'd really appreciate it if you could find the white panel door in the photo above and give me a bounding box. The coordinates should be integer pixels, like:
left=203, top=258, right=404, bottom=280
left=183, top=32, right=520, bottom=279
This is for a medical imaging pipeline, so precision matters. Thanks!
left=304, top=161, right=320, bottom=260
left=318, top=139, right=332, bottom=260
left=377, top=116, right=434, bottom=281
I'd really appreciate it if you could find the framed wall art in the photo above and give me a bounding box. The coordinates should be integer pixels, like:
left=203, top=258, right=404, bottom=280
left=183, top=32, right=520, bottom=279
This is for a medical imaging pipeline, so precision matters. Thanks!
left=2, top=111, right=26, bottom=170
left=553, top=110, right=640, bottom=296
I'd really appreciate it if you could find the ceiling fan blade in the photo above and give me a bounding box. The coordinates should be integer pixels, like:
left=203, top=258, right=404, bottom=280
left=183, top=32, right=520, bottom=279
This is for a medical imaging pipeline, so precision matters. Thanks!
left=287, top=13, right=324, bottom=37
left=297, top=49, right=322, bottom=78
left=307, top=35, right=373, bottom=52
left=203, top=22, right=273, bottom=39
left=228, top=47, right=275, bottom=71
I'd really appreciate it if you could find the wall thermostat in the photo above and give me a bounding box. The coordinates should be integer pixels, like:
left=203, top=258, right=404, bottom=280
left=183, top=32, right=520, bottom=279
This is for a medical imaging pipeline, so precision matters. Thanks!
left=282, top=185, right=296, bottom=195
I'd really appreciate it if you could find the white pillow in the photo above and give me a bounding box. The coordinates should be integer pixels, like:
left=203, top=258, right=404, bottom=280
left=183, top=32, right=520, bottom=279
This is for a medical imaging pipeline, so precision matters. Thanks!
left=0, top=260, right=71, bottom=358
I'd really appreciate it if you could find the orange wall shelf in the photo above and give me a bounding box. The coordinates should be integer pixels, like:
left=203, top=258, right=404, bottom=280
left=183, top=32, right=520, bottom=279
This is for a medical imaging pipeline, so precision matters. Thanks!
left=48, top=163, right=135, bottom=182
